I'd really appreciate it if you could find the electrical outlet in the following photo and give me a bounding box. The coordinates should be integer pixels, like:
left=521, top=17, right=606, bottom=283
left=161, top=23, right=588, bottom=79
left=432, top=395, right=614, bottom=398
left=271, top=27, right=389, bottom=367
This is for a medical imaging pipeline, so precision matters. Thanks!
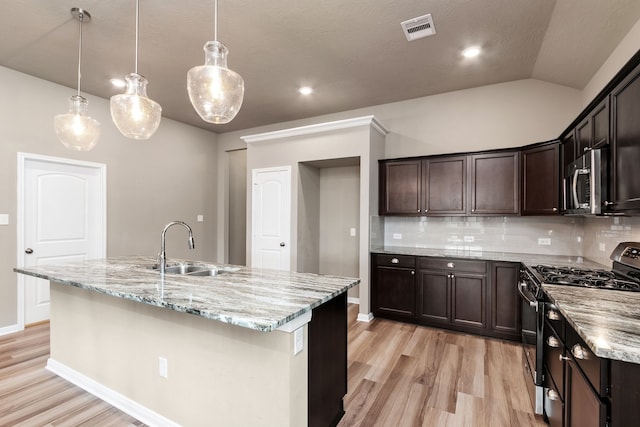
left=294, top=327, right=304, bottom=355
left=158, top=357, right=168, bottom=378
left=463, top=236, right=474, bottom=242
left=196, top=214, right=204, bottom=222
left=599, top=243, right=606, bottom=252
left=350, top=227, right=357, bottom=237
left=392, top=233, right=402, bottom=240
left=538, top=238, right=551, bottom=246
left=0, top=214, right=8, bottom=225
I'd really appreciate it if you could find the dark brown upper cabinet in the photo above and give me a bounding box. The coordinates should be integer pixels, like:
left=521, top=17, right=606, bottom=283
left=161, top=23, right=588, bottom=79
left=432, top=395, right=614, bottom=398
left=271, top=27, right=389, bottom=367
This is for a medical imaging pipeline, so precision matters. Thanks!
left=611, top=61, right=640, bottom=213
left=576, top=97, right=611, bottom=157
left=521, top=143, right=560, bottom=215
left=469, top=151, right=520, bottom=215
left=561, top=131, right=576, bottom=176
left=423, top=156, right=467, bottom=215
left=379, top=159, right=423, bottom=215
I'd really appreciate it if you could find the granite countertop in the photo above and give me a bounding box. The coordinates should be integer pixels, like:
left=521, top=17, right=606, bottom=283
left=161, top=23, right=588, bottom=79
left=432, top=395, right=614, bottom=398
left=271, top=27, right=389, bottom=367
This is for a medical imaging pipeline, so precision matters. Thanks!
left=371, top=245, right=608, bottom=269
left=542, top=284, right=640, bottom=364
left=14, top=256, right=359, bottom=332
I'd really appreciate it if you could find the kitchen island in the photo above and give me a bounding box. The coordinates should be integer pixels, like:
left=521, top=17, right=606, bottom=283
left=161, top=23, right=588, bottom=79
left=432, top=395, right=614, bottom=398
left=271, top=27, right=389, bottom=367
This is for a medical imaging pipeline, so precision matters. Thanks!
left=15, top=257, right=359, bottom=427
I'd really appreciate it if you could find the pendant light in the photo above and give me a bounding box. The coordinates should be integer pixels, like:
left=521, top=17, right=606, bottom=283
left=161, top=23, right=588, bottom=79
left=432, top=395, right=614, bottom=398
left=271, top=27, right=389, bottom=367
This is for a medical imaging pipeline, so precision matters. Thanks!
left=187, top=0, right=244, bottom=124
left=54, top=8, right=100, bottom=151
left=110, top=0, right=161, bottom=140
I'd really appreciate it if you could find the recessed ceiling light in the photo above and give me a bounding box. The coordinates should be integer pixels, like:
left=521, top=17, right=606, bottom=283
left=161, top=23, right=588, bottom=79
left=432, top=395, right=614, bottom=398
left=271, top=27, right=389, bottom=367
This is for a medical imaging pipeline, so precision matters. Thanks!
left=462, top=47, right=481, bottom=58
left=110, top=78, right=126, bottom=88
left=299, top=86, right=313, bottom=95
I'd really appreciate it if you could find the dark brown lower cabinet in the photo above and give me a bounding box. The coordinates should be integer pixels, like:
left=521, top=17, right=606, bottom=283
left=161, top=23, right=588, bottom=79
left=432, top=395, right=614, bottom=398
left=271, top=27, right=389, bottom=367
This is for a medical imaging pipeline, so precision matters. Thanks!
left=490, top=262, right=521, bottom=340
left=308, top=292, right=347, bottom=427
left=417, top=258, right=487, bottom=334
left=564, top=358, right=607, bottom=427
left=372, top=255, right=416, bottom=321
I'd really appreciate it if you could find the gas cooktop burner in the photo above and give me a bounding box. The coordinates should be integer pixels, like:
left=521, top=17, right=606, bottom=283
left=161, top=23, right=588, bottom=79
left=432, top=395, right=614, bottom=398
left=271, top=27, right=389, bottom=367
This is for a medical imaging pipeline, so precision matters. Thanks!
left=534, top=265, right=640, bottom=292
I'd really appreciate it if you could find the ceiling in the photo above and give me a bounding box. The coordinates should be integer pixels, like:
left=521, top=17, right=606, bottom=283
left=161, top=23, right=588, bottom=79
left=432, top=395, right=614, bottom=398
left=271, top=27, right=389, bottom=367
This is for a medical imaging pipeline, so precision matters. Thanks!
left=2, top=0, right=640, bottom=133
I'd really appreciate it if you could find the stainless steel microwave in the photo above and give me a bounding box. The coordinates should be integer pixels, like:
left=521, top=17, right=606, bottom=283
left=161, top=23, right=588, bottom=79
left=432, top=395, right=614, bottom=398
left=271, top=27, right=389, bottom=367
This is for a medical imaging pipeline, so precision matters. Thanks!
left=563, top=148, right=609, bottom=215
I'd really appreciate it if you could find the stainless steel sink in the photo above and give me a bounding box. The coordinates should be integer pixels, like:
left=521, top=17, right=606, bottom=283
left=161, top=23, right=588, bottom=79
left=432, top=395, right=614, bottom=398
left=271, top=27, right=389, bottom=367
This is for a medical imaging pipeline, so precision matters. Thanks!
left=149, top=262, right=238, bottom=277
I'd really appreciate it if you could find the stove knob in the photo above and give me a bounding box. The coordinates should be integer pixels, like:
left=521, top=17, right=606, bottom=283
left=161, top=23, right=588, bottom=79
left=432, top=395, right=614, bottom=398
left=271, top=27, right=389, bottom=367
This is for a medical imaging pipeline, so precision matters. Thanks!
left=546, top=336, right=561, bottom=348
left=547, top=389, right=560, bottom=401
left=571, top=344, right=589, bottom=360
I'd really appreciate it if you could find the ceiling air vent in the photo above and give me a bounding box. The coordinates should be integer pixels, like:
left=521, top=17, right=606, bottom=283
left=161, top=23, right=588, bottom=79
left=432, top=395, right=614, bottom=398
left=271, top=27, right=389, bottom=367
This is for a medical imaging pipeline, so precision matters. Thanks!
left=401, top=13, right=436, bottom=41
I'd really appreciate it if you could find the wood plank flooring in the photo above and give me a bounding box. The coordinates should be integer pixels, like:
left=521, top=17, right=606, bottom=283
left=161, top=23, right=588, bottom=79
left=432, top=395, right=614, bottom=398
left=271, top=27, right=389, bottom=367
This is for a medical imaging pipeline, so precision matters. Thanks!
left=0, top=322, right=144, bottom=426
left=338, top=304, right=546, bottom=427
left=1, top=306, right=545, bottom=426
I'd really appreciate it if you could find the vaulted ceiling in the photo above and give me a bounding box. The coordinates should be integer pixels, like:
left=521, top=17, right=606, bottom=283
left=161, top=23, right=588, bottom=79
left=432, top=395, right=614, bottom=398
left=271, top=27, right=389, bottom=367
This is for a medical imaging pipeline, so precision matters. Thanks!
left=2, top=0, right=640, bottom=133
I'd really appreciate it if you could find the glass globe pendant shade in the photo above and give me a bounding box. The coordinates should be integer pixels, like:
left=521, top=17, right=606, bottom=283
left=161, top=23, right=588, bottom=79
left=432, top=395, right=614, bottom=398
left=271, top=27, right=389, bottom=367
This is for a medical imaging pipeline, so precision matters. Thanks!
left=54, top=95, right=101, bottom=151
left=187, top=40, right=244, bottom=124
left=110, top=73, right=162, bottom=140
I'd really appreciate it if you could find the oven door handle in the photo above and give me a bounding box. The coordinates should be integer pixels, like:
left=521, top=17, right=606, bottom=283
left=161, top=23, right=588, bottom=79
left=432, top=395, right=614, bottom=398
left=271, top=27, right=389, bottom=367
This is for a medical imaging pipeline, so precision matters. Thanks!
left=518, top=282, right=538, bottom=308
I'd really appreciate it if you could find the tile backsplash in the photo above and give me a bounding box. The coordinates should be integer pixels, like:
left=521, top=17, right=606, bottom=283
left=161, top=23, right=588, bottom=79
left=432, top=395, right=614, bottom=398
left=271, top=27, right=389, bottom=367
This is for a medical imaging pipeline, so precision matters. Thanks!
left=376, top=215, right=640, bottom=266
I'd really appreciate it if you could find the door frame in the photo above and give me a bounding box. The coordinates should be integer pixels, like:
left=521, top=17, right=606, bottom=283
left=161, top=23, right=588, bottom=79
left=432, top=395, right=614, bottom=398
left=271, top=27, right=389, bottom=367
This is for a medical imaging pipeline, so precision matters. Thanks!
left=16, top=152, right=107, bottom=330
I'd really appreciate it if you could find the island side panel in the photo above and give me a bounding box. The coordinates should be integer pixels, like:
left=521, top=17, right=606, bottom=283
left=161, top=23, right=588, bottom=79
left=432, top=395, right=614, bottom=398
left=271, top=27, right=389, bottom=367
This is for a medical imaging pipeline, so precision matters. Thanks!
left=48, top=281, right=308, bottom=427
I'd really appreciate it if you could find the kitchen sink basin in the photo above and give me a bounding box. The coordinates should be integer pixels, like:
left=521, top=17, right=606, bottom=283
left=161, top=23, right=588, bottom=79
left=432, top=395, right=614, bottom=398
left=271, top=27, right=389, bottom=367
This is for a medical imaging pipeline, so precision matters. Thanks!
left=148, top=262, right=238, bottom=277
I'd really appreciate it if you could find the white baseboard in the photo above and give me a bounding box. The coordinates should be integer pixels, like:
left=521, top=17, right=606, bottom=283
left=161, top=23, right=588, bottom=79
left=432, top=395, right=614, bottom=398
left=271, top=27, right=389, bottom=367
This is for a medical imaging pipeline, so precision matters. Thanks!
left=0, top=323, right=22, bottom=337
left=357, top=312, right=374, bottom=322
left=46, top=358, right=180, bottom=427
left=347, top=296, right=360, bottom=305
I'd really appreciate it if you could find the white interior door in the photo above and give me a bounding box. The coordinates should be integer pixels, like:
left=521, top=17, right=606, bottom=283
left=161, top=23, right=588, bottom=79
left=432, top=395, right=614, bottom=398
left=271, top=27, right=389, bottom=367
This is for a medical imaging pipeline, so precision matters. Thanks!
left=19, top=154, right=106, bottom=325
left=251, top=166, right=291, bottom=270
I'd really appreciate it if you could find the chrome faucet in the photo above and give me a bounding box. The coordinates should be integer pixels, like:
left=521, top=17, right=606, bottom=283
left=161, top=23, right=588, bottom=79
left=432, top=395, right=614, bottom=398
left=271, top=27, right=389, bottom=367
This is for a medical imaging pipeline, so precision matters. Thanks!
left=158, top=221, right=195, bottom=274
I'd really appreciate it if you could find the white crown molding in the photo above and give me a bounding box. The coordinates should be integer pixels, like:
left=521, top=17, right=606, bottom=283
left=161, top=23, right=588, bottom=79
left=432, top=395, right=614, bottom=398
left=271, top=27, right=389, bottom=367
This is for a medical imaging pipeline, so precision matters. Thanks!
left=241, top=115, right=389, bottom=144
left=47, top=358, right=180, bottom=427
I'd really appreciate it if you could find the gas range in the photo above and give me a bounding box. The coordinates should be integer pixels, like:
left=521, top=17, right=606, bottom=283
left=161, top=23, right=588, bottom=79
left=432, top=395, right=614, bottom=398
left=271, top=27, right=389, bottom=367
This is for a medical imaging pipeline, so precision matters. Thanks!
left=531, top=242, right=640, bottom=292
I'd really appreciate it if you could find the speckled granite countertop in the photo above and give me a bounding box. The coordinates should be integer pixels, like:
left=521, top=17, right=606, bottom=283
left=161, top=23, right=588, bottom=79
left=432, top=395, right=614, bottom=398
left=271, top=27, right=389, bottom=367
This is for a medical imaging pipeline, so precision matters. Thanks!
left=371, top=246, right=607, bottom=269
left=542, top=285, right=640, bottom=364
left=373, top=246, right=640, bottom=364
left=14, top=256, right=359, bottom=332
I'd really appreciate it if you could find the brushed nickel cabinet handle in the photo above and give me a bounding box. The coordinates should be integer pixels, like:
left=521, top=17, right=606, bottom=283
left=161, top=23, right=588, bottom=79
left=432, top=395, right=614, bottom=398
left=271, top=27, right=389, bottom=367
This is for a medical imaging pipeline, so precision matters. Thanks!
left=447, top=262, right=455, bottom=268
left=25, top=248, right=34, bottom=254
left=547, top=310, right=560, bottom=321
left=391, top=258, right=399, bottom=264
left=572, top=344, right=588, bottom=360
left=411, top=270, right=415, bottom=275
left=546, top=336, right=561, bottom=348
left=552, top=207, right=558, bottom=212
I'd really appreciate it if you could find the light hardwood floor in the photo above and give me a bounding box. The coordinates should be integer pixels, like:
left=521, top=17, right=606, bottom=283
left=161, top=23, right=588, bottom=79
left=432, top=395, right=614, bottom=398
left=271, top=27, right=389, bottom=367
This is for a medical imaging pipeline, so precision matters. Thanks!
left=338, top=304, right=546, bottom=427
left=1, top=307, right=545, bottom=426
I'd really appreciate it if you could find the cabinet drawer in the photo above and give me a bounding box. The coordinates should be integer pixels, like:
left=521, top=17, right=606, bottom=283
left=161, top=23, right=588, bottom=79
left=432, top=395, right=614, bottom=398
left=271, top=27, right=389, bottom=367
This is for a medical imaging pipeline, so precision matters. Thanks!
left=375, top=254, right=415, bottom=268
left=544, top=320, right=564, bottom=398
left=566, top=325, right=609, bottom=397
left=419, top=257, right=486, bottom=274
left=545, top=304, right=565, bottom=341
left=543, top=366, right=564, bottom=427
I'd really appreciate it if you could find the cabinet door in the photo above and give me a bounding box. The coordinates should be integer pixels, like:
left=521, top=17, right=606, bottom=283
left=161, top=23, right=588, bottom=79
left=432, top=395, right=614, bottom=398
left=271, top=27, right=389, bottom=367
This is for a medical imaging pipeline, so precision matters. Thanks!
left=565, top=359, right=607, bottom=427
left=490, top=262, right=520, bottom=339
left=379, top=160, right=423, bottom=215
left=611, top=63, right=640, bottom=213
left=592, top=97, right=610, bottom=148
left=417, top=270, right=450, bottom=324
left=469, top=152, right=520, bottom=215
left=373, top=266, right=416, bottom=319
left=561, top=131, right=576, bottom=176
left=451, top=273, right=486, bottom=329
left=576, top=117, right=592, bottom=155
left=424, top=156, right=467, bottom=215
left=521, top=143, right=560, bottom=215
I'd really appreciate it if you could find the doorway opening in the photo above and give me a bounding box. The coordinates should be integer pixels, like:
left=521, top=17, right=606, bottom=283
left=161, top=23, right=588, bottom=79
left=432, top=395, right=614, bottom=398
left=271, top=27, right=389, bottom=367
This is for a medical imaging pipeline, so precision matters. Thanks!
left=298, top=157, right=361, bottom=300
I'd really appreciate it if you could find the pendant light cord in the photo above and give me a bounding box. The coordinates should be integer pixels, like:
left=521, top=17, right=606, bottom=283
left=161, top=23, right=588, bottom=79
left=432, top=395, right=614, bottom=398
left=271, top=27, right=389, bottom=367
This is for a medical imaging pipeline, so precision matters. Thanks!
left=214, top=0, right=218, bottom=41
left=76, top=11, right=83, bottom=97
left=135, top=0, right=140, bottom=74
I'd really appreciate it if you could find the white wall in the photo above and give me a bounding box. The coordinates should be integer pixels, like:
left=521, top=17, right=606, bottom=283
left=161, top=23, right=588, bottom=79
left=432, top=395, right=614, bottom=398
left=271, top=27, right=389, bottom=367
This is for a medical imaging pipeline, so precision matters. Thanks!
left=0, top=66, right=219, bottom=332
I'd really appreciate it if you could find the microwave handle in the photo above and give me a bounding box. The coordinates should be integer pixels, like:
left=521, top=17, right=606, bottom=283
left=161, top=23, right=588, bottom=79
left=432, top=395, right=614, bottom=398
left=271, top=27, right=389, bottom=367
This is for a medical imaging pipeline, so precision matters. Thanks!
left=571, top=168, right=580, bottom=208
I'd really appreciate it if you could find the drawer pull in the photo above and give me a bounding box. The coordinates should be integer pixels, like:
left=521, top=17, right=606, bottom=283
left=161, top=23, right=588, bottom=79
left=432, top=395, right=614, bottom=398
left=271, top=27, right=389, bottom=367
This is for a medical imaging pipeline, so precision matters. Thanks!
left=546, top=310, right=561, bottom=321
left=546, top=336, right=561, bottom=348
left=447, top=262, right=455, bottom=268
left=571, top=344, right=589, bottom=360
left=391, top=258, right=399, bottom=264
left=411, top=270, right=415, bottom=275
left=546, top=389, right=560, bottom=401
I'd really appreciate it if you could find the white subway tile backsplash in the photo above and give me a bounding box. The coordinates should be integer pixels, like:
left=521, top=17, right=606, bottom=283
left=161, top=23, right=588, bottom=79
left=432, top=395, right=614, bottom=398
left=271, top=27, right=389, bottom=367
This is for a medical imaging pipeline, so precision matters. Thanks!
left=375, top=215, right=640, bottom=264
